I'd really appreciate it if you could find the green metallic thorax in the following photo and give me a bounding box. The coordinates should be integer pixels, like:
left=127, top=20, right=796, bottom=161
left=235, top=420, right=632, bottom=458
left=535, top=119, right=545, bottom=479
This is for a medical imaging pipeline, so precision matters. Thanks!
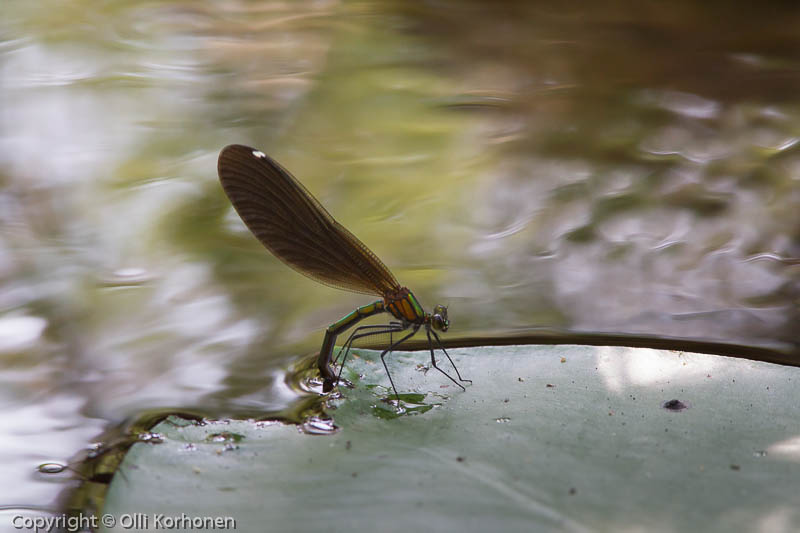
left=385, top=288, right=426, bottom=323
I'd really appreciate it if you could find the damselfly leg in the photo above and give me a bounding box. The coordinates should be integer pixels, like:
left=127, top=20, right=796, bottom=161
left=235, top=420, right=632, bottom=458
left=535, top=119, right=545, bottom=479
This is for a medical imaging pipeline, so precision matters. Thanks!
left=426, top=329, right=472, bottom=389
left=379, top=325, right=421, bottom=402
left=333, top=322, right=406, bottom=387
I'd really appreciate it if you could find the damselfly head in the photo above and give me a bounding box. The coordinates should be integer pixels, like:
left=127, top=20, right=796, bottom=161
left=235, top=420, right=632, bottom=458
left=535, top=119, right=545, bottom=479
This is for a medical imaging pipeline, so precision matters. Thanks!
left=431, top=304, right=449, bottom=332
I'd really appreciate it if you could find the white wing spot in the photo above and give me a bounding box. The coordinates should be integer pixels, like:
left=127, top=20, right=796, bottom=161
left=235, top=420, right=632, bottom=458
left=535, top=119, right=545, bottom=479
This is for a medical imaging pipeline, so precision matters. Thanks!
left=252, top=150, right=266, bottom=159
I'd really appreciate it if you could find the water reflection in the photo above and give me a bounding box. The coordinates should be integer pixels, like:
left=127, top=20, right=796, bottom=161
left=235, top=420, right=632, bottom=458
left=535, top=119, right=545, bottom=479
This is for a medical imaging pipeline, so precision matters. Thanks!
left=0, top=0, right=798, bottom=514
left=0, top=315, right=46, bottom=352
left=768, top=436, right=800, bottom=463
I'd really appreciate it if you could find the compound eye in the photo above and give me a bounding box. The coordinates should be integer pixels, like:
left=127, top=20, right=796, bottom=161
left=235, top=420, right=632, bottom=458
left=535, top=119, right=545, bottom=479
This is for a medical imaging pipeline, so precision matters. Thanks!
left=431, top=306, right=449, bottom=332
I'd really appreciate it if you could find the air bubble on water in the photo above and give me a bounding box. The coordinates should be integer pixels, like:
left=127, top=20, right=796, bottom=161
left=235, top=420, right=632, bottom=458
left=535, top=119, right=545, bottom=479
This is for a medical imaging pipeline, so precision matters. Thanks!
left=38, top=462, right=67, bottom=474
left=302, top=417, right=338, bottom=435
left=138, top=432, right=165, bottom=444
left=206, top=432, right=244, bottom=443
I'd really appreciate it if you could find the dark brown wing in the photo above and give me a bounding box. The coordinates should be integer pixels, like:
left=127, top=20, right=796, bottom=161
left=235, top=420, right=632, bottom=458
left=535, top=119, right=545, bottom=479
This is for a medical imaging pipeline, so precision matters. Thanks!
left=217, top=144, right=400, bottom=296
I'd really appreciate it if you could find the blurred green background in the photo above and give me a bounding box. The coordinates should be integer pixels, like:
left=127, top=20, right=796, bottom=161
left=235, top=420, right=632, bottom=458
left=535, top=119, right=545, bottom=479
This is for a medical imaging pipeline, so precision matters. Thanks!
left=0, top=0, right=798, bottom=521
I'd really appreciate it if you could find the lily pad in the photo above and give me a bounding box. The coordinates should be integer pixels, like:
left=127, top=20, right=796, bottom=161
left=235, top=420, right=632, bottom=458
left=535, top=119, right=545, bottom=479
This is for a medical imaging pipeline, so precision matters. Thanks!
left=100, top=345, right=800, bottom=532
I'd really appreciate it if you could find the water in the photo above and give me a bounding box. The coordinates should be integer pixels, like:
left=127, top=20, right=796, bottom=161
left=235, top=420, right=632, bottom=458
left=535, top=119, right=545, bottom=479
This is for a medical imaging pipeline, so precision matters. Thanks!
left=0, top=0, right=798, bottom=519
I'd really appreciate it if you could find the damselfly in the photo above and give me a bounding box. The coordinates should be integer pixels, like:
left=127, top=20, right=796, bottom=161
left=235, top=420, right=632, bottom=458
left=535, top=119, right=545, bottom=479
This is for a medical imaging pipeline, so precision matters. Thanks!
left=217, top=145, right=470, bottom=400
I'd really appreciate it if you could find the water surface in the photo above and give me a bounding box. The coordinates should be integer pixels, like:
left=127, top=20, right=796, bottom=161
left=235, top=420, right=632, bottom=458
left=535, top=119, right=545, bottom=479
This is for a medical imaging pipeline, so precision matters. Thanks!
left=0, top=0, right=798, bottom=518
